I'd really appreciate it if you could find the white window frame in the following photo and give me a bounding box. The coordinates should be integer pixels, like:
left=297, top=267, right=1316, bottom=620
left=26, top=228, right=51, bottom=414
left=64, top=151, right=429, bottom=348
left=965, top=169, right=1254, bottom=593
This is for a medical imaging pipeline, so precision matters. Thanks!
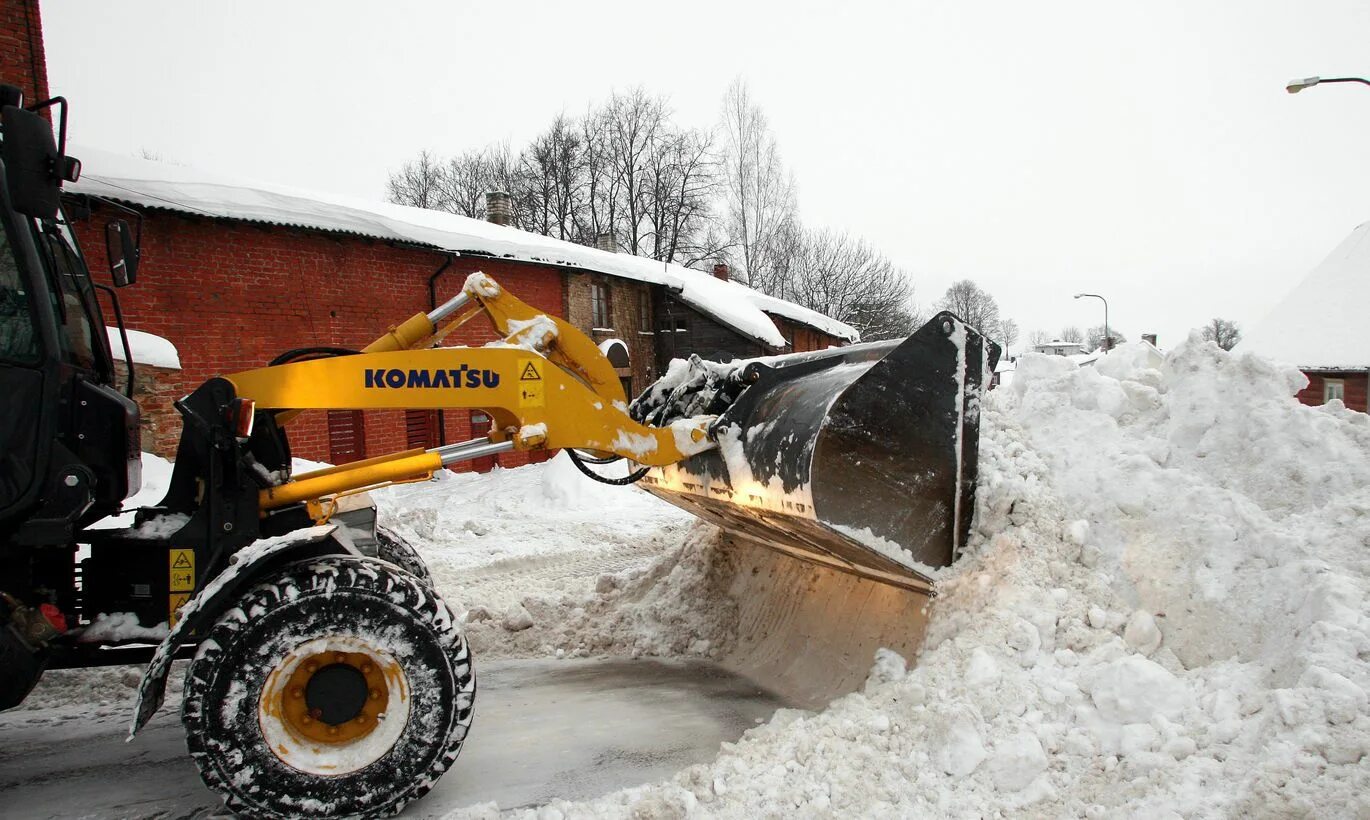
left=1324, top=378, right=1345, bottom=405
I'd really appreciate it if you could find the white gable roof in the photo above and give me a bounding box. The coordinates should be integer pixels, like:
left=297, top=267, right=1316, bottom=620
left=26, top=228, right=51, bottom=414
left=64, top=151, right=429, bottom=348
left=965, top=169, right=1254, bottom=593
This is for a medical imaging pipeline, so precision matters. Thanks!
left=65, top=146, right=858, bottom=348
left=1241, top=221, right=1370, bottom=370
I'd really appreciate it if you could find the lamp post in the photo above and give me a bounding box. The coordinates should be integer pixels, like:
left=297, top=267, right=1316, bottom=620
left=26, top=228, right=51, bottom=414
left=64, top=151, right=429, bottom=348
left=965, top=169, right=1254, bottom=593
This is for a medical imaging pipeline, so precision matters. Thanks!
left=1074, top=293, right=1109, bottom=352
left=1286, top=76, right=1370, bottom=94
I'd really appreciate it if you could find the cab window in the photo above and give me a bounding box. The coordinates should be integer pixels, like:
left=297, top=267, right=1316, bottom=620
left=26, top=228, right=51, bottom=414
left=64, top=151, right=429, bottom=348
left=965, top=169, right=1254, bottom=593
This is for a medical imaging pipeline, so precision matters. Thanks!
left=40, top=221, right=99, bottom=371
left=0, top=221, right=39, bottom=364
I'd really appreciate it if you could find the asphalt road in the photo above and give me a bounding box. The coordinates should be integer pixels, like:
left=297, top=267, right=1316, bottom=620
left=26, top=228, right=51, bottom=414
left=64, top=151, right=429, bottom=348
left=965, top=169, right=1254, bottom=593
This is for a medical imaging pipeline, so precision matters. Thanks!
left=0, top=657, right=787, bottom=818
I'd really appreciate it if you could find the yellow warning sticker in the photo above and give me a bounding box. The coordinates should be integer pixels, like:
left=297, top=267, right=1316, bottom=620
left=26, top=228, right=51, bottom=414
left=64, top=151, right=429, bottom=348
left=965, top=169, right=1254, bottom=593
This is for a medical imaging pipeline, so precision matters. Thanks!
left=169, top=548, right=196, bottom=592
left=169, top=593, right=191, bottom=627
left=518, top=358, right=544, bottom=407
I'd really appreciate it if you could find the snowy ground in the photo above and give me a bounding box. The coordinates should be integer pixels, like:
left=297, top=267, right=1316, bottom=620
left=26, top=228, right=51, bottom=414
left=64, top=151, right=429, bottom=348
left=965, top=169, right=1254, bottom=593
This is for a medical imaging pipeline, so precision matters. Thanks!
left=6, top=336, right=1370, bottom=818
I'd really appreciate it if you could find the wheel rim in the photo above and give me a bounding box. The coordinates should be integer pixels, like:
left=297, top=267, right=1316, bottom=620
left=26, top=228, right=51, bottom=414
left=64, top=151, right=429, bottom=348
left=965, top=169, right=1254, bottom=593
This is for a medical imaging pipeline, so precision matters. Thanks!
left=258, top=636, right=410, bottom=775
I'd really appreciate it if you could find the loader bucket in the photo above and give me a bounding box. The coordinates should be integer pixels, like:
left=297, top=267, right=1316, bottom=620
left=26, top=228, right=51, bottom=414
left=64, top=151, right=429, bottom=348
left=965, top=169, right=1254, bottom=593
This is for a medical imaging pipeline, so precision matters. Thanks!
left=638, top=312, right=999, bottom=595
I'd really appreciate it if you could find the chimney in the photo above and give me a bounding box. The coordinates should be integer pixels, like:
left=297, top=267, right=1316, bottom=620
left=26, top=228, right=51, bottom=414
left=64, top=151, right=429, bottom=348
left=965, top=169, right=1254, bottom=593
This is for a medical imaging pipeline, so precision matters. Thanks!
left=485, top=191, right=512, bottom=226
left=595, top=232, right=616, bottom=253
left=1142, top=333, right=1158, bottom=347
left=712, top=263, right=730, bottom=281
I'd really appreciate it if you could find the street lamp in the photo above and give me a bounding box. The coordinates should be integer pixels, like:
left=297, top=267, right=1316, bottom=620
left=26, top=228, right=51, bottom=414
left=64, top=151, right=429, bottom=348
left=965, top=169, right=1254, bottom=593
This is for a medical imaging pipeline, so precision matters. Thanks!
left=1074, top=293, right=1110, bottom=352
left=1286, top=76, right=1370, bottom=94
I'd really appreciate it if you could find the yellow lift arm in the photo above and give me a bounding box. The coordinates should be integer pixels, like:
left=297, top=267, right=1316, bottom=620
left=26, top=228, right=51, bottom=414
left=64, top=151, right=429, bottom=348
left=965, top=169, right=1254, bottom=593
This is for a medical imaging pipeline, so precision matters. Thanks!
left=223, top=273, right=713, bottom=517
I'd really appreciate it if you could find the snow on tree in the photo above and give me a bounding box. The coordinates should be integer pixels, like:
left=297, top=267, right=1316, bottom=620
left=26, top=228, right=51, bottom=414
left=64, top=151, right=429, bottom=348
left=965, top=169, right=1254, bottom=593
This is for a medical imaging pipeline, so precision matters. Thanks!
left=1058, top=325, right=1084, bottom=344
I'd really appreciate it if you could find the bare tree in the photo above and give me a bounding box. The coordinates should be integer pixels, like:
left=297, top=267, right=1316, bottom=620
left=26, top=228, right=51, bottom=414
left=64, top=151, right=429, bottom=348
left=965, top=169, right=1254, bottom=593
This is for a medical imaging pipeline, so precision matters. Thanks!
left=1085, top=325, right=1127, bottom=352
left=720, top=78, right=796, bottom=286
left=769, top=228, right=917, bottom=341
left=518, top=115, right=584, bottom=241
left=1201, top=317, right=1241, bottom=351
left=998, top=318, right=1020, bottom=350
left=643, top=126, right=720, bottom=264
left=1058, top=326, right=1084, bottom=344
left=438, top=148, right=492, bottom=219
left=937, top=280, right=1002, bottom=338
left=1028, top=329, right=1052, bottom=348
left=598, top=89, right=669, bottom=256
left=387, top=150, right=448, bottom=210
left=576, top=105, right=619, bottom=245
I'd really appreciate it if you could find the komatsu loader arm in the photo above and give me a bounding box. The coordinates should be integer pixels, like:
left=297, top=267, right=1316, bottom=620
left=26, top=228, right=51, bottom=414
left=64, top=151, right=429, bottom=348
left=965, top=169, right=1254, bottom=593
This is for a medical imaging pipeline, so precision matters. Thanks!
left=223, top=272, right=715, bottom=516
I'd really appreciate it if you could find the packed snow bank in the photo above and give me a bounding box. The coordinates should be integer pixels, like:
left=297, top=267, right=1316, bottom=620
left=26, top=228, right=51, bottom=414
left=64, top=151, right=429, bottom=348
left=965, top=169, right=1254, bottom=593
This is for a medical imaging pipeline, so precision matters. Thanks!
left=89, top=451, right=175, bottom=529
left=467, top=338, right=1370, bottom=818
left=105, top=327, right=181, bottom=369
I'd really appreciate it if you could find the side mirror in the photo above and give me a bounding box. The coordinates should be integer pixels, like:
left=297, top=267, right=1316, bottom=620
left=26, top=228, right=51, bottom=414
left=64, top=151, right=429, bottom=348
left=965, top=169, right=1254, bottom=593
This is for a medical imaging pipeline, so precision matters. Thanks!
left=0, top=103, right=61, bottom=219
left=105, top=219, right=139, bottom=287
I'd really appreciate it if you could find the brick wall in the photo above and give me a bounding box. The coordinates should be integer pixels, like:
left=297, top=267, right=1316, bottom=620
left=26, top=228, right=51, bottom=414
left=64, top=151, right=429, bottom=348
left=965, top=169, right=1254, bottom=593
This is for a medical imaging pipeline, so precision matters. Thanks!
left=72, top=203, right=565, bottom=469
left=565, top=272, right=657, bottom=397
left=0, top=0, right=48, bottom=105
left=112, top=360, right=191, bottom=457
left=1297, top=371, right=1368, bottom=413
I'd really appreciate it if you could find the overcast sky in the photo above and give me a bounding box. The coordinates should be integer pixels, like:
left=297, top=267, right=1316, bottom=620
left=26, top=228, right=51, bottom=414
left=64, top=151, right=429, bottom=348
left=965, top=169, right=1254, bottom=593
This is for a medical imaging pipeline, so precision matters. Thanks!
left=40, top=0, right=1370, bottom=350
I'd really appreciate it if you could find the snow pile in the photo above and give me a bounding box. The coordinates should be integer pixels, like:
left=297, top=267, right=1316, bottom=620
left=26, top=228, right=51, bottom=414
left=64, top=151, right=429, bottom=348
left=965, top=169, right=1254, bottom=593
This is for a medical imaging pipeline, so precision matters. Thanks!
left=461, top=526, right=740, bottom=661
left=89, top=451, right=175, bottom=529
left=475, top=337, right=1370, bottom=818
left=105, top=327, right=181, bottom=369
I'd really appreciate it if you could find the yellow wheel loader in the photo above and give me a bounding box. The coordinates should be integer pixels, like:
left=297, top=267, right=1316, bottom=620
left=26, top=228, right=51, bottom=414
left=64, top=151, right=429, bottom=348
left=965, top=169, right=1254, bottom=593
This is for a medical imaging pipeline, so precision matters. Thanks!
left=0, top=85, right=999, bottom=818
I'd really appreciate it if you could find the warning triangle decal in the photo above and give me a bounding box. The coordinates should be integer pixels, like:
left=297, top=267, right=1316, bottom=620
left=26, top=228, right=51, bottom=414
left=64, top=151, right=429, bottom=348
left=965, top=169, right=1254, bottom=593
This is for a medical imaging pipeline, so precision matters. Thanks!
left=520, top=362, right=542, bottom=381
left=172, top=552, right=193, bottom=569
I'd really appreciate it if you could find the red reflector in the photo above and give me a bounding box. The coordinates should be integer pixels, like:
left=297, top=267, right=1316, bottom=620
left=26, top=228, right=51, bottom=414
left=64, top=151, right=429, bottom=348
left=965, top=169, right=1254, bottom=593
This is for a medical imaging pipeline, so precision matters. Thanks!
left=229, top=399, right=256, bottom=438
left=39, top=604, right=67, bottom=633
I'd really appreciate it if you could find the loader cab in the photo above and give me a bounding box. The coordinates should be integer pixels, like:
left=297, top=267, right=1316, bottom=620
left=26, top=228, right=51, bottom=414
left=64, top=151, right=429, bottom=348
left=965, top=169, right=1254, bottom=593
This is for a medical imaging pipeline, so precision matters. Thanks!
left=0, top=86, right=140, bottom=539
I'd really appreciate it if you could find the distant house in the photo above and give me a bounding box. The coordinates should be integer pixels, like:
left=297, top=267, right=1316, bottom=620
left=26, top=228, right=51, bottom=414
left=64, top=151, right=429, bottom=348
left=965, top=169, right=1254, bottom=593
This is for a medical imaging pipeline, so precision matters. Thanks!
left=1034, top=340, right=1088, bottom=357
left=1242, top=222, right=1370, bottom=412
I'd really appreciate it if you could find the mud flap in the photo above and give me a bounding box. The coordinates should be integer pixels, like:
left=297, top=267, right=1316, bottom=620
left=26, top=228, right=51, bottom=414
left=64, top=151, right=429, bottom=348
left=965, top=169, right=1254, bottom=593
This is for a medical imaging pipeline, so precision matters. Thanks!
left=128, top=525, right=344, bottom=739
left=639, top=312, right=999, bottom=591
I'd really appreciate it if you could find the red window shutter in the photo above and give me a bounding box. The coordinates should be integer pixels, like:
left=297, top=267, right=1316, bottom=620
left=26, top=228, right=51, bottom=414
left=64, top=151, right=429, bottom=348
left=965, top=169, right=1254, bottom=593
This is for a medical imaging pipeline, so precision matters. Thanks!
left=327, top=410, right=366, bottom=465
left=404, top=409, right=441, bottom=450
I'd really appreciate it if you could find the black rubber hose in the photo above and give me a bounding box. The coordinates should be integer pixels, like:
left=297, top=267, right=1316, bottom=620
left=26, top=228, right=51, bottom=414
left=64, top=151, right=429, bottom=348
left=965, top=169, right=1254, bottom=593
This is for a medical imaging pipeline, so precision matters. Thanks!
left=571, top=449, right=620, bottom=465
left=566, top=448, right=650, bottom=485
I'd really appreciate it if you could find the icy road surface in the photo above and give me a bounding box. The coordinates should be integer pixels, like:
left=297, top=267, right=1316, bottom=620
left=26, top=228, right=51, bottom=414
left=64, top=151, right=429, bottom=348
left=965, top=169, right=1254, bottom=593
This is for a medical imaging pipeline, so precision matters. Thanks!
left=0, top=657, right=783, bottom=818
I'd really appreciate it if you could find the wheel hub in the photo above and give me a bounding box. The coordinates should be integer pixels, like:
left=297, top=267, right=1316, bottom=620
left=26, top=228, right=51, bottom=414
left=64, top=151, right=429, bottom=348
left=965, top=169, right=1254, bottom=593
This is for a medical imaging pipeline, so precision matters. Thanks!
left=277, top=650, right=391, bottom=744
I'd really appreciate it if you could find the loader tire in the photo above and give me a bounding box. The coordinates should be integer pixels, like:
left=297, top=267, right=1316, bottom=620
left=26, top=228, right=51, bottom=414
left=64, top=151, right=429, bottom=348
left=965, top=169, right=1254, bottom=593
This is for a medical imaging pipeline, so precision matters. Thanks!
left=182, top=555, right=475, bottom=819
left=375, top=523, right=433, bottom=586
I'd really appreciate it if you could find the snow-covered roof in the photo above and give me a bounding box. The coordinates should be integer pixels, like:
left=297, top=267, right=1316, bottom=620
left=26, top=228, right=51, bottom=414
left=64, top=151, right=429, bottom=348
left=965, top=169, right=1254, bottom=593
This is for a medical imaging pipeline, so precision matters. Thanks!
left=67, top=147, right=858, bottom=348
left=1241, top=221, right=1370, bottom=370
left=105, top=327, right=180, bottom=369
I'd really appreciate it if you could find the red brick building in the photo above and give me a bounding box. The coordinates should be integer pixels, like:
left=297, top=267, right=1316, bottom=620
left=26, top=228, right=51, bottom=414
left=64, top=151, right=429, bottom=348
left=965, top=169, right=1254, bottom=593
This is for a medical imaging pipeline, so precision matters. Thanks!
left=1242, top=222, right=1370, bottom=413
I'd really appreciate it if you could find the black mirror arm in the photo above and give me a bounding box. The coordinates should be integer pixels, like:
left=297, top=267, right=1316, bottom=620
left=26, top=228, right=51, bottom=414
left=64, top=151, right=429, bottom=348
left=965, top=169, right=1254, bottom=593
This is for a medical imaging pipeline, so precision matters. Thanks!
left=93, top=282, right=135, bottom=399
left=25, top=96, right=68, bottom=165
